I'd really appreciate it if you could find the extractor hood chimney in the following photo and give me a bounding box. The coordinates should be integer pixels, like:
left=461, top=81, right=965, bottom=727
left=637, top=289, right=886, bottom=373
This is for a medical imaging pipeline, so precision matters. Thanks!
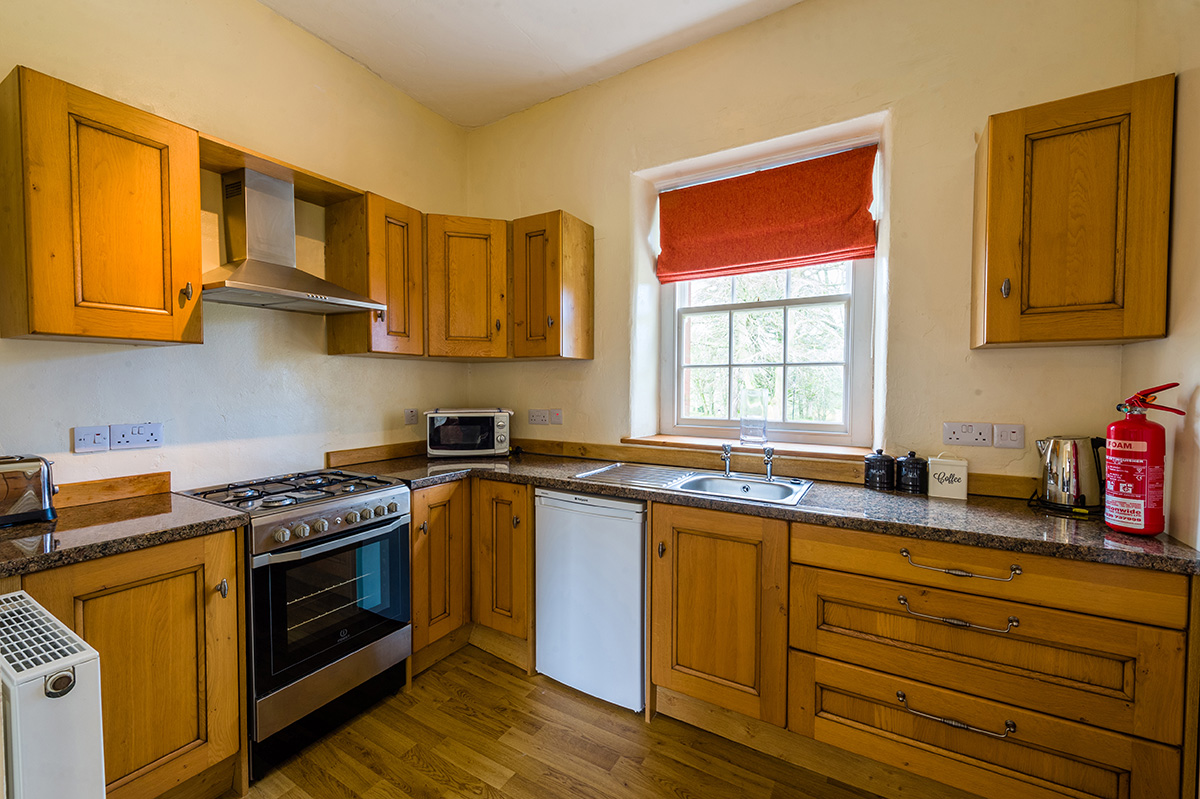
left=201, top=169, right=384, bottom=315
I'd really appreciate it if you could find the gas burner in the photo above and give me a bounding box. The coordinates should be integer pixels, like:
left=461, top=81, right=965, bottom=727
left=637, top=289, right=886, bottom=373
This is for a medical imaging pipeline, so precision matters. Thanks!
left=292, top=489, right=330, bottom=500
left=261, top=496, right=297, bottom=508
left=299, top=476, right=334, bottom=488
left=230, top=487, right=261, bottom=499
left=238, top=499, right=261, bottom=510
left=340, top=482, right=366, bottom=493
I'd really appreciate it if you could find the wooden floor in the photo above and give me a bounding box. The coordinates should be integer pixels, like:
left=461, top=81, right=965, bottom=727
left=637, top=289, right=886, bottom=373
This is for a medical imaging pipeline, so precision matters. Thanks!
left=246, top=645, right=883, bottom=799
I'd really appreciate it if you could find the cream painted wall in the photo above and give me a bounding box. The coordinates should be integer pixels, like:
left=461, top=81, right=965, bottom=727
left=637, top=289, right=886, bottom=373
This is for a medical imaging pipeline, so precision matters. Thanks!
left=464, top=0, right=1144, bottom=480
left=1126, top=0, right=1200, bottom=548
left=0, top=0, right=471, bottom=489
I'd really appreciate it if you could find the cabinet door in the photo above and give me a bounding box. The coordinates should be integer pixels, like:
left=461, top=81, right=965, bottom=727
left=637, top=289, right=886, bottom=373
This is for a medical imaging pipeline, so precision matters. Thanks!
left=0, top=66, right=201, bottom=344
left=23, top=532, right=239, bottom=799
left=651, top=503, right=788, bottom=725
left=327, top=193, right=425, bottom=356
left=412, top=481, right=470, bottom=651
left=472, top=479, right=530, bottom=638
left=426, top=214, right=508, bottom=358
left=512, top=210, right=594, bottom=359
left=971, top=74, right=1174, bottom=347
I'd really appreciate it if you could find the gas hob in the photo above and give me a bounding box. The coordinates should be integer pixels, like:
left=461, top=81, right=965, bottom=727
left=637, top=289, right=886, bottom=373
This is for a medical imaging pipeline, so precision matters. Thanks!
left=185, top=469, right=410, bottom=556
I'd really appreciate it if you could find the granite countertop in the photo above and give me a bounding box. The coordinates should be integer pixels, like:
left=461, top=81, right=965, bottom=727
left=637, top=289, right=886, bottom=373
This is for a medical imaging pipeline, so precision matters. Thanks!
left=357, top=452, right=1200, bottom=576
left=0, top=493, right=248, bottom=578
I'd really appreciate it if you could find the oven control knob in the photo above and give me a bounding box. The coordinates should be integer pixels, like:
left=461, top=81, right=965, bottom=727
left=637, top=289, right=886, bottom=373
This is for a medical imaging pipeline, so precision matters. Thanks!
left=374, top=505, right=387, bottom=517
left=361, top=507, right=375, bottom=520
left=272, top=527, right=291, bottom=544
left=345, top=511, right=360, bottom=524
left=293, top=523, right=311, bottom=538
left=314, top=519, right=329, bottom=533
left=387, top=502, right=399, bottom=514
left=497, top=434, right=507, bottom=444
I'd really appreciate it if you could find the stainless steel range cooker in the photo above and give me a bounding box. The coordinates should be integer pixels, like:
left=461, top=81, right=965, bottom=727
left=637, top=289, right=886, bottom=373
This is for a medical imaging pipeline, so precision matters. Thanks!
left=186, top=469, right=411, bottom=748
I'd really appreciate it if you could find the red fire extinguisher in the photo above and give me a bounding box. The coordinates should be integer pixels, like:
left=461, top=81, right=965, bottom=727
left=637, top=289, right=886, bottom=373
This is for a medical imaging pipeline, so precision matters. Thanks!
left=1104, top=382, right=1186, bottom=536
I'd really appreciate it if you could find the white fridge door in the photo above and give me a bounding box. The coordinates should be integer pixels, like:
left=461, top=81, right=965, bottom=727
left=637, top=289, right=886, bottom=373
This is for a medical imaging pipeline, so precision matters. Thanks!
left=535, top=497, right=645, bottom=711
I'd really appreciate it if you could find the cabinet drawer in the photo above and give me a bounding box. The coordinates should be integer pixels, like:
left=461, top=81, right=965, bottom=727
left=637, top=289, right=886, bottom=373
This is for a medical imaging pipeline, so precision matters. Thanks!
left=790, top=524, right=1189, bottom=628
left=789, top=653, right=1180, bottom=799
left=789, top=566, right=1185, bottom=744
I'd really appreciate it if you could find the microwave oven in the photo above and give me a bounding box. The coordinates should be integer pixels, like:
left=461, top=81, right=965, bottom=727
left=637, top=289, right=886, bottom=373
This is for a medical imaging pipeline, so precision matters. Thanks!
left=426, top=409, right=513, bottom=458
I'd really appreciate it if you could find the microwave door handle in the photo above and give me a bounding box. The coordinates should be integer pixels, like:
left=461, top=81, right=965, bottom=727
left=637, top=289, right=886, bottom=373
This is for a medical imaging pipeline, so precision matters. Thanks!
left=252, top=519, right=408, bottom=568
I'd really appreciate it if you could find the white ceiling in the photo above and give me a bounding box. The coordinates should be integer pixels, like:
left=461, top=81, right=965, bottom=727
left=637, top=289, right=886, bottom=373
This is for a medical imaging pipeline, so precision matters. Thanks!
left=257, top=0, right=799, bottom=127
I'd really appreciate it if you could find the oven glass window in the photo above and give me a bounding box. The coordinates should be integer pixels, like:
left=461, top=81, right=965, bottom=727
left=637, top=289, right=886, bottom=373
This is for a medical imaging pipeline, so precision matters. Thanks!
left=256, top=525, right=409, bottom=693
left=429, top=416, right=495, bottom=450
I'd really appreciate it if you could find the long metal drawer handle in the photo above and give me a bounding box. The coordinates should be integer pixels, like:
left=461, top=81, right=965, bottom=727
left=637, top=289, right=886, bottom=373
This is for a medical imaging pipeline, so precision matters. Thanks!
left=897, top=595, right=1019, bottom=634
left=899, top=548, right=1022, bottom=582
left=896, top=691, right=1016, bottom=739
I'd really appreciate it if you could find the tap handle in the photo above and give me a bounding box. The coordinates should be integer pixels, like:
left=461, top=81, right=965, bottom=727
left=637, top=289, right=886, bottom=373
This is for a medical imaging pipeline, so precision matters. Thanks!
left=721, top=443, right=732, bottom=458
left=763, top=446, right=774, bottom=461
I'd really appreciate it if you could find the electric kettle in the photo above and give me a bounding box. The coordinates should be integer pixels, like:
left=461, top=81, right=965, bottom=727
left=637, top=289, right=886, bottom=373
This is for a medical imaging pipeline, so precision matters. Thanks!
left=1035, top=436, right=1106, bottom=511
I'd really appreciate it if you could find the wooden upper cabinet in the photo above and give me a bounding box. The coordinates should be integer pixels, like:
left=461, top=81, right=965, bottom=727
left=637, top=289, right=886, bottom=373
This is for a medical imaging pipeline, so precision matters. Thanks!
left=326, top=193, right=425, bottom=356
left=0, top=66, right=202, bottom=344
left=23, top=531, right=239, bottom=799
left=426, top=214, right=508, bottom=358
left=971, top=74, right=1175, bottom=348
left=472, top=479, right=531, bottom=639
left=651, top=503, right=788, bottom=726
left=412, top=481, right=470, bottom=652
left=512, top=210, right=594, bottom=359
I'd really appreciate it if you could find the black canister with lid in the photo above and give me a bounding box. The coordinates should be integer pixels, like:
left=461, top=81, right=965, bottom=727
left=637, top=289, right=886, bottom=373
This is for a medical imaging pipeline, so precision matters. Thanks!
left=864, top=449, right=895, bottom=490
left=895, top=451, right=928, bottom=494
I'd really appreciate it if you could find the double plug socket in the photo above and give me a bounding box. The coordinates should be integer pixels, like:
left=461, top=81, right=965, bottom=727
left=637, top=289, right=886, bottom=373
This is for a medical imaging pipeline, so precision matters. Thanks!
left=942, top=422, right=1025, bottom=449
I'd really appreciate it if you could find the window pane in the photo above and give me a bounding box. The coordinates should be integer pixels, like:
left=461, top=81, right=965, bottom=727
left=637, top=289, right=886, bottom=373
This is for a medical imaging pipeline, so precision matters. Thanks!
left=786, top=365, right=844, bottom=423
left=788, top=262, right=849, bottom=298
left=787, top=304, right=845, bottom=363
left=681, top=312, right=729, bottom=365
left=682, top=367, right=729, bottom=419
left=734, top=270, right=786, bottom=303
left=733, top=367, right=783, bottom=421
left=732, top=308, right=783, bottom=364
left=682, top=276, right=733, bottom=307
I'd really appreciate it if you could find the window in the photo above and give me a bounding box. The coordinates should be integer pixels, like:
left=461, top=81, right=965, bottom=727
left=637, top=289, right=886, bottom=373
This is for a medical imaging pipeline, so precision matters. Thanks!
left=661, top=258, right=874, bottom=445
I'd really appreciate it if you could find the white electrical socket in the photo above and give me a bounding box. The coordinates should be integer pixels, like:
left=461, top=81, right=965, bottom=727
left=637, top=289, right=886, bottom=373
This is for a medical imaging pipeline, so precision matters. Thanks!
left=942, top=422, right=993, bottom=447
left=528, top=409, right=550, bottom=425
left=994, top=423, right=1026, bottom=449
left=404, top=408, right=418, bottom=425
left=110, top=422, right=163, bottom=450
left=73, top=426, right=110, bottom=453
left=549, top=409, right=563, bottom=425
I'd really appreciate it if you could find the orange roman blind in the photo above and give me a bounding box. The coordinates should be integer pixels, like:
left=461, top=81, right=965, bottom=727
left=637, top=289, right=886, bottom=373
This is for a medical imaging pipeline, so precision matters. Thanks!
left=656, top=144, right=877, bottom=284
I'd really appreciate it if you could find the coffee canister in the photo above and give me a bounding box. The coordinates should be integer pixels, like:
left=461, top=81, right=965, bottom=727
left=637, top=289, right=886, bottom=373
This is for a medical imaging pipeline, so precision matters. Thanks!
left=864, top=449, right=895, bottom=490
left=895, top=451, right=928, bottom=494
left=928, top=453, right=968, bottom=500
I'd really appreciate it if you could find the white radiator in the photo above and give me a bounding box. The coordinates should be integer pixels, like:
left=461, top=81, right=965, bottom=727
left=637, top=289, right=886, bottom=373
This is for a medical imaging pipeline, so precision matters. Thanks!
left=0, top=590, right=104, bottom=799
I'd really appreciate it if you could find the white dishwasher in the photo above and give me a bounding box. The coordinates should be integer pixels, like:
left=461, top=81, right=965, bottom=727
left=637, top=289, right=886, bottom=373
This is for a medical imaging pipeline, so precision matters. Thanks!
left=534, top=488, right=645, bottom=711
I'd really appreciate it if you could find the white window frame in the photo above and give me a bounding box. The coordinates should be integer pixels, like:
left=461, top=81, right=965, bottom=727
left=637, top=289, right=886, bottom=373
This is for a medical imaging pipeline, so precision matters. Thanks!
left=659, top=258, right=874, bottom=446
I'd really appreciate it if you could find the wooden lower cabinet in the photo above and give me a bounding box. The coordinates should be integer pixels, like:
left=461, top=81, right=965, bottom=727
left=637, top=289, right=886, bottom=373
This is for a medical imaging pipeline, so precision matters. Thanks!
left=472, top=479, right=531, bottom=639
left=412, top=481, right=470, bottom=651
left=23, top=531, right=240, bottom=799
left=650, top=503, right=788, bottom=726
left=789, top=652, right=1180, bottom=799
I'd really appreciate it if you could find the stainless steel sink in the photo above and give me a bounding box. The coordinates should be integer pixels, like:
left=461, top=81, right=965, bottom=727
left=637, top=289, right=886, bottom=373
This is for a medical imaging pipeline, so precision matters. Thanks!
left=669, top=473, right=812, bottom=505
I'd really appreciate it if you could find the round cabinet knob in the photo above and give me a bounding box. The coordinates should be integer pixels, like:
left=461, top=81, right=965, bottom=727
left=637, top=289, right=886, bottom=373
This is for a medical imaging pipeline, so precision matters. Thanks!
left=345, top=511, right=360, bottom=524
left=293, top=523, right=311, bottom=538
left=386, top=502, right=399, bottom=514
left=314, top=519, right=330, bottom=533
left=272, top=527, right=291, bottom=544
left=361, top=508, right=374, bottom=520
left=374, top=505, right=387, bottom=517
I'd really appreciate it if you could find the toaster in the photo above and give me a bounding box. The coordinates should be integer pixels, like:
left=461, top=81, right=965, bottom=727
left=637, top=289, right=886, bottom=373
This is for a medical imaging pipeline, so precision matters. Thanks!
left=0, top=456, right=58, bottom=527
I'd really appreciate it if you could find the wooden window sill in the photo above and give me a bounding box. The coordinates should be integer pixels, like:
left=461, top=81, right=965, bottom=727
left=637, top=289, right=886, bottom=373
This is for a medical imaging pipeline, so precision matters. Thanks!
left=620, top=435, right=870, bottom=462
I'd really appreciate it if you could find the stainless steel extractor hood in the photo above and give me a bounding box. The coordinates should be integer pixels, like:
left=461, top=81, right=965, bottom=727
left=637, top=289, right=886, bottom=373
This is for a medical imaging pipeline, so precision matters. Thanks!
left=202, top=169, right=385, bottom=315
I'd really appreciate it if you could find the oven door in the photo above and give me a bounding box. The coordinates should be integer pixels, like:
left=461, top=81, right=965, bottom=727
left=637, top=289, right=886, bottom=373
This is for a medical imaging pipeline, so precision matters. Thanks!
left=251, top=517, right=410, bottom=697
left=427, top=414, right=498, bottom=456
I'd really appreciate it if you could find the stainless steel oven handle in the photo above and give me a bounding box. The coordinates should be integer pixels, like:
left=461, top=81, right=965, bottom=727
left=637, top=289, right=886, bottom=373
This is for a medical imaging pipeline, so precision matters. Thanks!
left=253, top=517, right=409, bottom=568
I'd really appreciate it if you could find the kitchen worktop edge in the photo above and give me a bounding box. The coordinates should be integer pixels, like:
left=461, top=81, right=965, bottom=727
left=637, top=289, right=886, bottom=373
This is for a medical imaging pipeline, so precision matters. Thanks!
left=0, top=492, right=249, bottom=578
left=368, top=453, right=1200, bottom=576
